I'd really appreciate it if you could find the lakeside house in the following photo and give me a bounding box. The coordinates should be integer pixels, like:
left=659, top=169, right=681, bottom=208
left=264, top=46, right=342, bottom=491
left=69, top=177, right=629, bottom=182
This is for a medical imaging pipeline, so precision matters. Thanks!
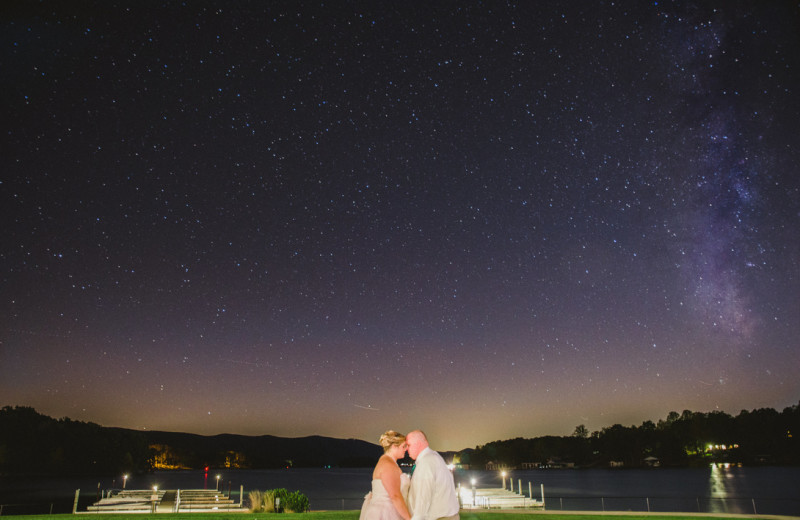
left=541, top=458, right=575, bottom=469
left=485, top=461, right=515, bottom=471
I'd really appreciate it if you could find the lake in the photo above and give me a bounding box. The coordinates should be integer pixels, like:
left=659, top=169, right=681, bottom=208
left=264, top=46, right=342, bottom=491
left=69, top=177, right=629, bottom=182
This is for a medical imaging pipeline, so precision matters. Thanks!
left=1, top=465, right=798, bottom=516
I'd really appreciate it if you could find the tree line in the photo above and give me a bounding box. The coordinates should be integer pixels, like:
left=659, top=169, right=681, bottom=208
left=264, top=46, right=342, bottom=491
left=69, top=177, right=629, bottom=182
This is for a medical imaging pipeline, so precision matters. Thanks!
left=0, top=406, right=379, bottom=475
left=460, top=403, right=800, bottom=468
left=1, top=403, right=798, bottom=475
left=0, top=406, right=152, bottom=475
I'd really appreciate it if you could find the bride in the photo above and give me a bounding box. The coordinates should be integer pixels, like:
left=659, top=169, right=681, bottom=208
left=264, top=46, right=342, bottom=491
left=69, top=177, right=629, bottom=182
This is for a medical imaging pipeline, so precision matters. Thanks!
left=360, top=430, right=411, bottom=520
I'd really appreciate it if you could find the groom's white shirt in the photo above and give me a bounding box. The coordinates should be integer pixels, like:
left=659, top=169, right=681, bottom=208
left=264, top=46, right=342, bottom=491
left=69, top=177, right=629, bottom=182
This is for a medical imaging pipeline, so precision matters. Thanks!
left=408, top=447, right=459, bottom=520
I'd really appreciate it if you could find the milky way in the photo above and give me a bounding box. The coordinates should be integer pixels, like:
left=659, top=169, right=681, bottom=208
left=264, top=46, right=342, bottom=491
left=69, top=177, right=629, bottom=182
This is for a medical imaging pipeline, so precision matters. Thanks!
left=2, top=1, right=799, bottom=450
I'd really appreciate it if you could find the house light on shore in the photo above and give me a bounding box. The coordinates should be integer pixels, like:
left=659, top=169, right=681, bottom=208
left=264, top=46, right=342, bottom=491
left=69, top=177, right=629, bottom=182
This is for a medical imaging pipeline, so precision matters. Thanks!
left=706, top=444, right=740, bottom=452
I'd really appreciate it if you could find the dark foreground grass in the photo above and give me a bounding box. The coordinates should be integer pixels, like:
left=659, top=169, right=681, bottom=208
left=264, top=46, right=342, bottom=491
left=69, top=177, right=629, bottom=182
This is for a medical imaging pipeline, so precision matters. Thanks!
left=5, top=512, right=790, bottom=520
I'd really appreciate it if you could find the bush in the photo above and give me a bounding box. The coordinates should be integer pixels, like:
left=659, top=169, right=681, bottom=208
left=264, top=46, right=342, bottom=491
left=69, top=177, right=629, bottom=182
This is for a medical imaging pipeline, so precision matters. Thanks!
left=250, top=488, right=306, bottom=513
left=269, top=488, right=289, bottom=512
left=283, top=490, right=309, bottom=513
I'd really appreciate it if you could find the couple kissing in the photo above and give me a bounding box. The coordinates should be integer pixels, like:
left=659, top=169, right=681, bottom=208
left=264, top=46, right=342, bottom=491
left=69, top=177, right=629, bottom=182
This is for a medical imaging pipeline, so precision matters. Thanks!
left=360, top=430, right=459, bottom=520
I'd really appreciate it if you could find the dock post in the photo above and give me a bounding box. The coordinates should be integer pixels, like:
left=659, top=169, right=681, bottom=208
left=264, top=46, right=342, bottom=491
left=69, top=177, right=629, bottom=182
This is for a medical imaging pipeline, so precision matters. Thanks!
left=72, top=489, right=80, bottom=514
left=471, top=479, right=476, bottom=506
left=518, top=479, right=522, bottom=495
left=540, top=484, right=545, bottom=509
left=529, top=482, right=532, bottom=500
left=240, top=485, right=244, bottom=507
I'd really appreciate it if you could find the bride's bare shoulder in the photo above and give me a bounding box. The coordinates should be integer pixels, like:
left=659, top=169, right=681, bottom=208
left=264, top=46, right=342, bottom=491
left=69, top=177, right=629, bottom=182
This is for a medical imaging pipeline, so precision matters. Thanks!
left=374, top=454, right=401, bottom=478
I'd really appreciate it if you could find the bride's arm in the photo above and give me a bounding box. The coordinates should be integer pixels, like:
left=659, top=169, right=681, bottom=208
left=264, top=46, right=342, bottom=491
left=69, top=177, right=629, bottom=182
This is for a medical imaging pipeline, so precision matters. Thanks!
left=381, top=463, right=411, bottom=520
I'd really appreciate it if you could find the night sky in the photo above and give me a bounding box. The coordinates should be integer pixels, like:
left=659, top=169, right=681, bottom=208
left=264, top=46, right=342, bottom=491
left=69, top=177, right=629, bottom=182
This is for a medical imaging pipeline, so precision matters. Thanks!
left=2, top=1, right=799, bottom=451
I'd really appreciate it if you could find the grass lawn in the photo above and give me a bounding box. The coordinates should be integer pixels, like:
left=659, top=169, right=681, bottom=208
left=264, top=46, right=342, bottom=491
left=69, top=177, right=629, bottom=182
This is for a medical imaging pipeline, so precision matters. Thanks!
left=5, top=512, right=781, bottom=520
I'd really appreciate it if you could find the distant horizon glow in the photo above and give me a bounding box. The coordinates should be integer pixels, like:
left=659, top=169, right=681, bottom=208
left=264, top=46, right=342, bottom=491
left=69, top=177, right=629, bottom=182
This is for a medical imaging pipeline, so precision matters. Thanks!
left=2, top=1, right=799, bottom=452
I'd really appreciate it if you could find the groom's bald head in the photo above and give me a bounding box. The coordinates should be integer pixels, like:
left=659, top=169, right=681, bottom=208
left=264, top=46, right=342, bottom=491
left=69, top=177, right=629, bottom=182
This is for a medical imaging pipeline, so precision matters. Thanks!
left=406, top=430, right=429, bottom=460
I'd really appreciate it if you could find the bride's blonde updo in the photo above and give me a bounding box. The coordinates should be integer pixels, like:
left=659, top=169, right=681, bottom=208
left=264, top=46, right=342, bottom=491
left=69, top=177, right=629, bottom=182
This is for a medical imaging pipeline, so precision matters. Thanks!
left=379, top=430, right=406, bottom=453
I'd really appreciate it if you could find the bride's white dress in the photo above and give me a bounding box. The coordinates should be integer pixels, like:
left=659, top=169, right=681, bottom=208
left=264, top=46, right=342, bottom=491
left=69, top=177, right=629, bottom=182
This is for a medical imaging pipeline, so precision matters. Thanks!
left=359, top=473, right=410, bottom=520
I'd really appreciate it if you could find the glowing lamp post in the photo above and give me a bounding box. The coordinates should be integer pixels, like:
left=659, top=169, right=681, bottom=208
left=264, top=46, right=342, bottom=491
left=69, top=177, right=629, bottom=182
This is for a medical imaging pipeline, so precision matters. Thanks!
left=216, top=475, right=221, bottom=491
left=501, top=471, right=507, bottom=490
left=151, top=486, right=158, bottom=513
left=123, top=475, right=128, bottom=489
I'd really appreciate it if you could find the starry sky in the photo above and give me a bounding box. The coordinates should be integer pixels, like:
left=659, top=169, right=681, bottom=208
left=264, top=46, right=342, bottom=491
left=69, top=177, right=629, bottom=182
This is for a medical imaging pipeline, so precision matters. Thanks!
left=2, top=1, right=799, bottom=452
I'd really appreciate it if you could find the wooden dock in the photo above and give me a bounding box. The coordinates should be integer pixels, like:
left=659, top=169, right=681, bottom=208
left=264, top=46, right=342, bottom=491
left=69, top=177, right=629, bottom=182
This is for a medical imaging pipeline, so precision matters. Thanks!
left=458, top=486, right=544, bottom=509
left=86, top=489, right=247, bottom=513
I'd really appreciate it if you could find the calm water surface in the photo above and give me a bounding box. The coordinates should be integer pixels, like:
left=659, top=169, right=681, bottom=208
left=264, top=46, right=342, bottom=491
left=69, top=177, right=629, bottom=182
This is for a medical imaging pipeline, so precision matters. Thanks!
left=1, top=466, right=798, bottom=516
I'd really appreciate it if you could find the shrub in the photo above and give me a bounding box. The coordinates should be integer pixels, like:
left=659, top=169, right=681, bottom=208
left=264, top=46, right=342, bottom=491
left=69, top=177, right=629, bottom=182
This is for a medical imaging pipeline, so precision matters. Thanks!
left=269, top=488, right=289, bottom=512
left=253, top=488, right=305, bottom=513
left=283, top=490, right=309, bottom=513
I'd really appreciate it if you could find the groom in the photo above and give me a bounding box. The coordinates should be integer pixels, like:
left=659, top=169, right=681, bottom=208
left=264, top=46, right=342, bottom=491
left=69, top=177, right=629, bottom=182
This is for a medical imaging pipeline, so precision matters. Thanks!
left=406, top=430, right=459, bottom=520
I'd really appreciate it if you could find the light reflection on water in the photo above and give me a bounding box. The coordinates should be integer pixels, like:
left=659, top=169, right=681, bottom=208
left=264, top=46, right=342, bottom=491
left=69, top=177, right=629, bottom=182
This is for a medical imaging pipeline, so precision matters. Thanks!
left=709, top=463, right=731, bottom=497
left=708, top=463, right=730, bottom=512
left=706, top=462, right=759, bottom=514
